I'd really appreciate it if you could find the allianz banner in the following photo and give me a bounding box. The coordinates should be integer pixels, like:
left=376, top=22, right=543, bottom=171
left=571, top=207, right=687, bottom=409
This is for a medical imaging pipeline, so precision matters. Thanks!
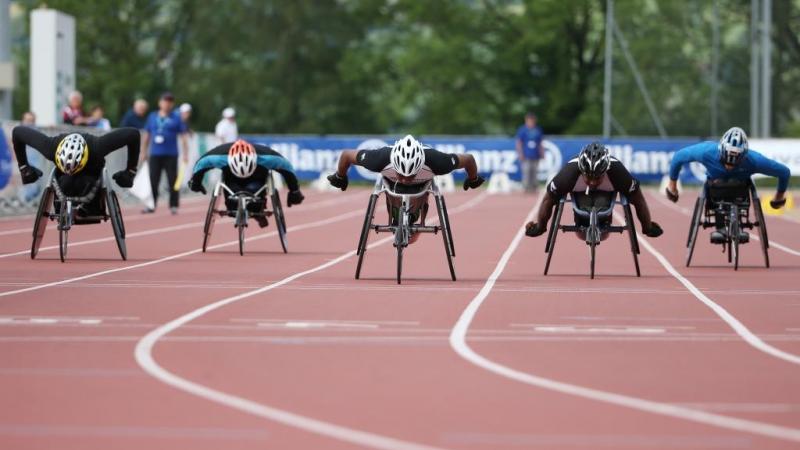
left=246, top=135, right=707, bottom=183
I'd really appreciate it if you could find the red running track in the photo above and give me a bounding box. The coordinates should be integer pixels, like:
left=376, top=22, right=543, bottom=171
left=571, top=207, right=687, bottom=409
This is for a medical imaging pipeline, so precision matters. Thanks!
left=0, top=188, right=798, bottom=450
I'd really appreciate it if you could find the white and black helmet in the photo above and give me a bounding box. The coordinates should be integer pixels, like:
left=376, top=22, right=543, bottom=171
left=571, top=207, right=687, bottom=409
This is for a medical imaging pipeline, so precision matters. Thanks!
left=718, top=126, right=749, bottom=166
left=577, top=142, right=610, bottom=178
left=55, top=133, right=89, bottom=175
left=390, top=134, right=425, bottom=177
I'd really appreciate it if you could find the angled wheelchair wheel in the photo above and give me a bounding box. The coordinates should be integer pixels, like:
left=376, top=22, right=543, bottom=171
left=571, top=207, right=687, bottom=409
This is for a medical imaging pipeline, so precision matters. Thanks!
left=753, top=190, right=770, bottom=268
left=440, top=196, right=455, bottom=257
left=355, top=194, right=378, bottom=279
left=106, top=190, right=127, bottom=260
left=31, top=186, right=55, bottom=259
left=271, top=190, right=288, bottom=254
left=623, top=202, right=641, bottom=277
left=686, top=196, right=704, bottom=267
left=687, top=197, right=702, bottom=247
left=436, top=196, right=456, bottom=281
left=544, top=199, right=565, bottom=275
left=202, top=191, right=220, bottom=252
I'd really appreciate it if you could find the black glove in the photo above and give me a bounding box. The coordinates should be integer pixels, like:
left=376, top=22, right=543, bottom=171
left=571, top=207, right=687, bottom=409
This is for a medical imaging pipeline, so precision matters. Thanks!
left=525, top=221, right=546, bottom=237
left=112, top=169, right=136, bottom=188
left=19, top=165, right=43, bottom=184
left=327, top=173, right=348, bottom=191
left=770, top=197, right=787, bottom=209
left=287, top=189, right=305, bottom=207
left=665, top=187, right=679, bottom=203
left=463, top=175, right=485, bottom=191
left=187, top=177, right=207, bottom=195
left=643, top=221, right=663, bottom=238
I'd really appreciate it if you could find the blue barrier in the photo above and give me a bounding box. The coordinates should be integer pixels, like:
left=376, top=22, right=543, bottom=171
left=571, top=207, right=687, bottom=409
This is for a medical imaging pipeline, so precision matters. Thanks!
left=246, top=135, right=706, bottom=184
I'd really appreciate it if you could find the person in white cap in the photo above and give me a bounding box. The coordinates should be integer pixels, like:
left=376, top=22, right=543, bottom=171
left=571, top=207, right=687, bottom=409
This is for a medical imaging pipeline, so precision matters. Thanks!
left=215, top=107, right=238, bottom=144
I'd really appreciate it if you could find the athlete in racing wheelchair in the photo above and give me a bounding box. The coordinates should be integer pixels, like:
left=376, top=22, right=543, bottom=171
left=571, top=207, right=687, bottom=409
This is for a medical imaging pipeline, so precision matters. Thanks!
left=525, top=142, right=663, bottom=278
left=327, top=135, right=485, bottom=283
left=188, top=139, right=304, bottom=255
left=666, top=127, right=789, bottom=269
left=12, top=125, right=139, bottom=262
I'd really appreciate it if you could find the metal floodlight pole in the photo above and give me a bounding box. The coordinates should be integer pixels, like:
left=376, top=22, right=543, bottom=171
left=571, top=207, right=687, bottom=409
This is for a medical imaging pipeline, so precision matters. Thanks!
left=750, top=0, right=761, bottom=137
left=760, top=0, right=771, bottom=137
left=711, top=0, right=720, bottom=137
left=612, top=21, right=668, bottom=138
left=0, top=0, right=12, bottom=120
left=602, top=0, right=613, bottom=138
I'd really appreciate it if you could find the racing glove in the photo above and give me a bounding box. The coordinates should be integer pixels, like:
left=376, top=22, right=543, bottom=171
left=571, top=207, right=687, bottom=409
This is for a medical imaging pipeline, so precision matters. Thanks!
left=19, top=165, right=43, bottom=184
left=770, top=197, right=787, bottom=209
left=665, top=187, right=679, bottom=203
left=463, top=175, right=485, bottom=191
left=187, top=177, right=207, bottom=195
left=327, top=172, right=348, bottom=191
left=643, top=221, right=663, bottom=238
left=287, top=189, right=305, bottom=207
left=112, top=169, right=136, bottom=188
left=525, top=221, right=546, bottom=237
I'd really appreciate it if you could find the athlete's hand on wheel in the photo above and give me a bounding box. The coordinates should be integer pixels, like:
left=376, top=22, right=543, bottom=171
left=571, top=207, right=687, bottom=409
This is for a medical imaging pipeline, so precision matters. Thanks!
left=525, top=221, right=546, bottom=237
left=327, top=173, right=348, bottom=191
left=287, top=190, right=305, bottom=207
left=463, top=175, right=485, bottom=191
left=643, top=221, right=663, bottom=238
left=187, top=177, right=206, bottom=195
left=770, top=197, right=787, bottom=209
left=665, top=187, right=679, bottom=203
left=19, top=165, right=43, bottom=184
left=112, top=169, right=136, bottom=188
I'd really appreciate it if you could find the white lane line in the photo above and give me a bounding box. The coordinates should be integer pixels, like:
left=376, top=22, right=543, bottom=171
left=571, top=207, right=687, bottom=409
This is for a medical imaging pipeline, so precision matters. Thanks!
left=612, top=209, right=800, bottom=366
left=649, top=191, right=800, bottom=257
left=0, top=194, right=359, bottom=259
left=134, top=193, right=487, bottom=450
left=531, top=326, right=666, bottom=334
left=0, top=208, right=365, bottom=298
left=270, top=322, right=381, bottom=330
left=450, top=199, right=800, bottom=443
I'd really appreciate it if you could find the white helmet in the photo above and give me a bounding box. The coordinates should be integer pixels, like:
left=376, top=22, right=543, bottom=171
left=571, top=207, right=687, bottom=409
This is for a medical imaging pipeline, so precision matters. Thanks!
left=55, top=133, right=89, bottom=175
left=718, top=127, right=749, bottom=166
left=390, top=135, right=425, bottom=177
left=228, top=139, right=257, bottom=178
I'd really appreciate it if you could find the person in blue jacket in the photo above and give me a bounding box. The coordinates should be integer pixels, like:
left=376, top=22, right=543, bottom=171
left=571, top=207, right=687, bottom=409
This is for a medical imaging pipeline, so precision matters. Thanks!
left=188, top=139, right=304, bottom=227
left=666, top=126, right=790, bottom=242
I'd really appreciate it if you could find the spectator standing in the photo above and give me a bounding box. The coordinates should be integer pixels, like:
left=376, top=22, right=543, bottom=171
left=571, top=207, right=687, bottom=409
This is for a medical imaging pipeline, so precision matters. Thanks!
left=515, top=112, right=544, bottom=193
left=179, top=103, right=194, bottom=133
left=215, top=107, right=238, bottom=143
left=62, top=90, right=88, bottom=126
left=87, top=106, right=112, bottom=131
left=119, top=99, right=149, bottom=129
left=140, top=92, right=188, bottom=214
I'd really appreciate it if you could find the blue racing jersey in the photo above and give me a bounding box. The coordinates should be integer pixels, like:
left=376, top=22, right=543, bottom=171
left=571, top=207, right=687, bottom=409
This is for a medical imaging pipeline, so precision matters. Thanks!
left=669, top=141, right=790, bottom=193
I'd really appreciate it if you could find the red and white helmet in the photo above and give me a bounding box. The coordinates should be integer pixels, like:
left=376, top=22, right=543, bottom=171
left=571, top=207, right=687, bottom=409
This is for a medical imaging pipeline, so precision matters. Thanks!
left=390, top=134, right=425, bottom=177
left=228, top=139, right=257, bottom=178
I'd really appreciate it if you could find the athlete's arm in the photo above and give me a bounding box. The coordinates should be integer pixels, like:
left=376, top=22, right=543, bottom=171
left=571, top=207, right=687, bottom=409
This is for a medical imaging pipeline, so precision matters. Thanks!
left=525, top=165, right=576, bottom=236
left=750, top=151, right=791, bottom=207
left=335, top=150, right=358, bottom=177
left=666, top=143, right=707, bottom=199
left=424, top=148, right=483, bottom=189
left=95, top=128, right=140, bottom=172
left=11, top=126, right=58, bottom=166
left=607, top=162, right=661, bottom=236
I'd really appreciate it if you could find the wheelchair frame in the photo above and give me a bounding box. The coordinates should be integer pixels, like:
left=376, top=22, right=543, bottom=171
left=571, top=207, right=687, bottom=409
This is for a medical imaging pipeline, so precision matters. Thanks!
left=685, top=180, right=769, bottom=270
left=31, top=168, right=126, bottom=262
left=543, top=192, right=640, bottom=279
left=201, top=171, right=287, bottom=255
left=354, top=175, right=456, bottom=284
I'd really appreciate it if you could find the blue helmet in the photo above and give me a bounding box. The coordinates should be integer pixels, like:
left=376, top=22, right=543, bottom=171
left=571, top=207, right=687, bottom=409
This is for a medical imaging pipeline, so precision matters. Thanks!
left=718, top=127, right=748, bottom=166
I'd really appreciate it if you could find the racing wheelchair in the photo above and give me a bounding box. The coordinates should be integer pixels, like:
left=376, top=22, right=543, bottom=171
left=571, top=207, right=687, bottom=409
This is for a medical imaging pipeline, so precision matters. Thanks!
left=544, top=191, right=641, bottom=279
left=201, top=172, right=287, bottom=255
left=355, top=168, right=456, bottom=284
left=31, top=168, right=126, bottom=262
left=685, top=179, right=769, bottom=270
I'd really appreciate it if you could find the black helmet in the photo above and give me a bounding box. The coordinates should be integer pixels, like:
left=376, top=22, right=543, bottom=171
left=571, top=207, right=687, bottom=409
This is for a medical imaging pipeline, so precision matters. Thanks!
left=577, top=142, right=610, bottom=178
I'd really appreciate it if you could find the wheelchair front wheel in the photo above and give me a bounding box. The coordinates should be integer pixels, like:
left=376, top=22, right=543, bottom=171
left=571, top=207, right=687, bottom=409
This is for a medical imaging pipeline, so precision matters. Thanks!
left=58, top=201, right=72, bottom=263
left=730, top=208, right=740, bottom=270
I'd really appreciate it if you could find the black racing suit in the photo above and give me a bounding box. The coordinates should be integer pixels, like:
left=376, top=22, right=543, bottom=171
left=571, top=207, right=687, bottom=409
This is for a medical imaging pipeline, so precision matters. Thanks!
left=354, top=146, right=460, bottom=224
left=12, top=126, right=140, bottom=215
